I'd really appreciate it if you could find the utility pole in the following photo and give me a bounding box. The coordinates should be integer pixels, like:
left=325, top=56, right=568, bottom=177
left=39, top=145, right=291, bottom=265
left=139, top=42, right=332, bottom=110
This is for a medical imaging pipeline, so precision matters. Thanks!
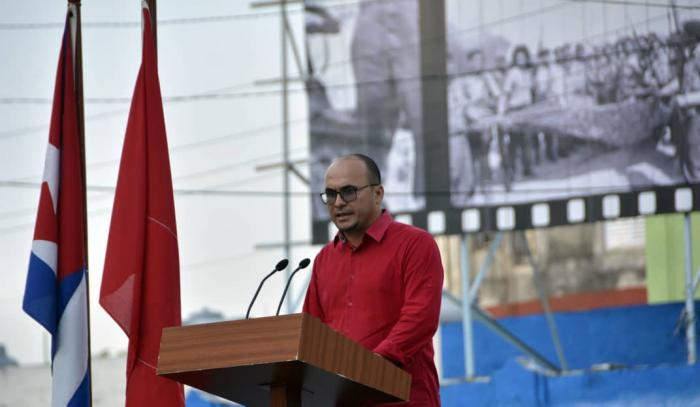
left=280, top=0, right=292, bottom=313
left=251, top=0, right=307, bottom=313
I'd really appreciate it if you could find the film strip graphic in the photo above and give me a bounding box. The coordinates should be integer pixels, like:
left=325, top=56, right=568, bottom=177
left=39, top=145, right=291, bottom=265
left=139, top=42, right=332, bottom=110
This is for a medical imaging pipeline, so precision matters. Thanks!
left=313, top=185, right=700, bottom=243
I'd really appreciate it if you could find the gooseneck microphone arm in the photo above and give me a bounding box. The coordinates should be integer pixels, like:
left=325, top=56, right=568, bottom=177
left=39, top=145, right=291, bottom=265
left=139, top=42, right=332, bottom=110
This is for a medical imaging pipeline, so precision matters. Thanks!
left=245, top=259, right=289, bottom=319
left=276, top=258, right=311, bottom=316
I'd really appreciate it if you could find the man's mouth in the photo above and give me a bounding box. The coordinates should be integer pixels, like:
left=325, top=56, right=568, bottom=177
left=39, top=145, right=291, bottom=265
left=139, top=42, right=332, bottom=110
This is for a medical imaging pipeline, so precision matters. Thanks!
left=335, top=212, right=352, bottom=220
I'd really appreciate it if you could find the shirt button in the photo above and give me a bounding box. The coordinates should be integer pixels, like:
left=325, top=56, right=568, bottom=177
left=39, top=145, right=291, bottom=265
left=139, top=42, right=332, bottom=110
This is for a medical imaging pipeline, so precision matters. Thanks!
left=348, top=301, right=353, bottom=306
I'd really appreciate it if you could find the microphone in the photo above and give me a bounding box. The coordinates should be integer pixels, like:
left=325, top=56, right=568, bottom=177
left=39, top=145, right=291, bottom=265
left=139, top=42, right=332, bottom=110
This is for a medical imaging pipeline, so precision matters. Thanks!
left=245, top=259, right=289, bottom=319
left=276, top=258, right=312, bottom=316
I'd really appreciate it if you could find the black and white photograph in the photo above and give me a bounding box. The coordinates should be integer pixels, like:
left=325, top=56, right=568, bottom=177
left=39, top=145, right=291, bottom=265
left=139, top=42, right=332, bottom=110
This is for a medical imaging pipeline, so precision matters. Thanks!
left=305, top=0, right=427, bottom=223
left=447, top=0, right=700, bottom=208
left=306, top=0, right=700, bottom=238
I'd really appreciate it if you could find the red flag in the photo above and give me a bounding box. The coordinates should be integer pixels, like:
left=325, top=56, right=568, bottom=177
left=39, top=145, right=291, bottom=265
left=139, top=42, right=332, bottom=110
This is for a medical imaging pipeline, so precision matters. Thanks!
left=99, top=7, right=184, bottom=406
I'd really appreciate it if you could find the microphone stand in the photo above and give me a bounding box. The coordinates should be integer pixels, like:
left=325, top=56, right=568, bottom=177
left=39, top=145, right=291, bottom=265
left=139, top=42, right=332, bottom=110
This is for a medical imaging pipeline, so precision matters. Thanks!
left=246, top=259, right=288, bottom=319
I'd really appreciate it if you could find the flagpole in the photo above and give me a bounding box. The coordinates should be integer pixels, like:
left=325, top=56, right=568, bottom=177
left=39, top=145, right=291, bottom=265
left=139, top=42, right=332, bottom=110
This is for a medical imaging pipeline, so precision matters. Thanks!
left=145, top=0, right=157, bottom=57
left=67, top=1, right=92, bottom=405
left=67, top=1, right=86, bottom=263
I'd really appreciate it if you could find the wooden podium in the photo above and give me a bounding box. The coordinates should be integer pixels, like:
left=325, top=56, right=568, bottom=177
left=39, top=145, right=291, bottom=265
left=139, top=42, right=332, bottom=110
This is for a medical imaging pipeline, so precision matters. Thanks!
left=157, top=313, right=411, bottom=406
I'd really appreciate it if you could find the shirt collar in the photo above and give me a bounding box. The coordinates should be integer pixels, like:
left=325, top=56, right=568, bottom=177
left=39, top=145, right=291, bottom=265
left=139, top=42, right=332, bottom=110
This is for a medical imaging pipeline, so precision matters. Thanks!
left=333, top=209, right=392, bottom=247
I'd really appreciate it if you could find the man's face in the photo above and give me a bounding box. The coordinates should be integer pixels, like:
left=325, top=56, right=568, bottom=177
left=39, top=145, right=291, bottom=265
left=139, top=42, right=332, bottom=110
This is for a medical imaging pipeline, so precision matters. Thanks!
left=324, top=158, right=383, bottom=235
left=469, top=52, right=485, bottom=72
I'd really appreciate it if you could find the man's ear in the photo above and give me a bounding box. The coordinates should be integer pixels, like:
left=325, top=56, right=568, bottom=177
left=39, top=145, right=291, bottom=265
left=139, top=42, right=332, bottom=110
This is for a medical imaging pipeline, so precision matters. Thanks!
left=375, top=185, right=384, bottom=204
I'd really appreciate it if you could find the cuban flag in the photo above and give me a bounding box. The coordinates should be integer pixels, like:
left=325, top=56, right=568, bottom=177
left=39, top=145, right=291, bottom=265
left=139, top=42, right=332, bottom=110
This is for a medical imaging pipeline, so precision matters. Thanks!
left=22, top=11, right=91, bottom=407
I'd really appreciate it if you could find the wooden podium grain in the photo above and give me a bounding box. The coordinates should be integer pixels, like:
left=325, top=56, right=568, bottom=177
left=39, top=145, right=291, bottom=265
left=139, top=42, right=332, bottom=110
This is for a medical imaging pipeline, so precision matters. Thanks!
left=157, top=313, right=411, bottom=406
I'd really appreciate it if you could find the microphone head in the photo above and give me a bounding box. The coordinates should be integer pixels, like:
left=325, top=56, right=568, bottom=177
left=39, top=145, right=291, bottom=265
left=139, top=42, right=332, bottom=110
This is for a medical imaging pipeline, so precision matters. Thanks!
left=299, top=258, right=311, bottom=269
left=275, top=259, right=289, bottom=271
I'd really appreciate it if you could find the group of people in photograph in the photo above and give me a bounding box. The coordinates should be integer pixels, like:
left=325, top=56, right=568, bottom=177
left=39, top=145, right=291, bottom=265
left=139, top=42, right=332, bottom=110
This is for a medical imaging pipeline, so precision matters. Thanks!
left=449, top=20, right=700, bottom=201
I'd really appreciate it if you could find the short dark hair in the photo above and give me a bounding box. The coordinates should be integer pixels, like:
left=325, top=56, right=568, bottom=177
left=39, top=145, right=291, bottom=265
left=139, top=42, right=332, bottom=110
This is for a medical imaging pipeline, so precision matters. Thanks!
left=511, top=45, right=531, bottom=67
left=341, top=153, right=382, bottom=185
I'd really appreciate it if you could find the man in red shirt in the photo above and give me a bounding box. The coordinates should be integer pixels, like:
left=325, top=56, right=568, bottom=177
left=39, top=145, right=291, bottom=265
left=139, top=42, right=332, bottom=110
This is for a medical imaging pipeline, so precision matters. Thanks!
left=303, top=154, right=444, bottom=406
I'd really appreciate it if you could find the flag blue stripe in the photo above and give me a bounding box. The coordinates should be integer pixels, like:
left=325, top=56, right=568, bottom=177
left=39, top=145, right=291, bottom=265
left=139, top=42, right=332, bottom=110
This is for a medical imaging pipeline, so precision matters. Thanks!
left=58, top=268, right=86, bottom=323
left=51, top=268, right=87, bottom=361
left=67, top=370, right=90, bottom=407
left=23, top=252, right=58, bottom=335
left=52, top=271, right=90, bottom=406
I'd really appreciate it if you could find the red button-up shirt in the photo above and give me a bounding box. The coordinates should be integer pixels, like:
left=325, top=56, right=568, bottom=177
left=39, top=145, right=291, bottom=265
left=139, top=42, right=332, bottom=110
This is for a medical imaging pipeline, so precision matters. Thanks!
left=303, top=211, right=443, bottom=406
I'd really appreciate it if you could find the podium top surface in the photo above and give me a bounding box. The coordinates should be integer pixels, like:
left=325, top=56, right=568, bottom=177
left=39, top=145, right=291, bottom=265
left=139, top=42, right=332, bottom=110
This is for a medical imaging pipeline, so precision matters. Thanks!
left=158, top=313, right=411, bottom=406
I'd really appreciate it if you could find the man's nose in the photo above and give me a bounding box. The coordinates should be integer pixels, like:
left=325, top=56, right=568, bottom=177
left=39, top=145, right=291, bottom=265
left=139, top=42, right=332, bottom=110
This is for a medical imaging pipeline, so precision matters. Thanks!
left=333, top=194, right=347, bottom=207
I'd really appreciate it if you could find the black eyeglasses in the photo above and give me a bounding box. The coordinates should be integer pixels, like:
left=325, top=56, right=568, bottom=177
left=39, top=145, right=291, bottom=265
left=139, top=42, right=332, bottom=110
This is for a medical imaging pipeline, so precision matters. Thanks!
left=320, top=184, right=378, bottom=205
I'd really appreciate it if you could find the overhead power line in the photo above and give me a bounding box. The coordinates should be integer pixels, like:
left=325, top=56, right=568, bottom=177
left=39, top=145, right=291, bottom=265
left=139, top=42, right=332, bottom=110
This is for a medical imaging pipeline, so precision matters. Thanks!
left=0, top=82, right=267, bottom=137
left=0, top=1, right=581, bottom=106
left=0, top=167, right=302, bottom=234
left=0, top=0, right=418, bottom=31
left=3, top=0, right=693, bottom=32
left=2, top=0, right=687, bottom=106
left=567, top=0, right=699, bottom=10
left=0, top=107, right=128, bottom=139
left=0, top=5, right=289, bottom=30
left=0, top=146, right=307, bottom=222
left=8, top=115, right=308, bottom=182
left=0, top=20, right=681, bottom=108
left=0, top=180, right=662, bottom=197
left=0, top=89, right=305, bottom=104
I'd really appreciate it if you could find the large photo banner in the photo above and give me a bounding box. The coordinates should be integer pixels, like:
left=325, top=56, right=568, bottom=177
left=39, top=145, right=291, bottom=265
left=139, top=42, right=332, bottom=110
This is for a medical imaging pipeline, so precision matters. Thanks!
left=446, top=1, right=700, bottom=229
left=306, top=0, right=700, bottom=242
